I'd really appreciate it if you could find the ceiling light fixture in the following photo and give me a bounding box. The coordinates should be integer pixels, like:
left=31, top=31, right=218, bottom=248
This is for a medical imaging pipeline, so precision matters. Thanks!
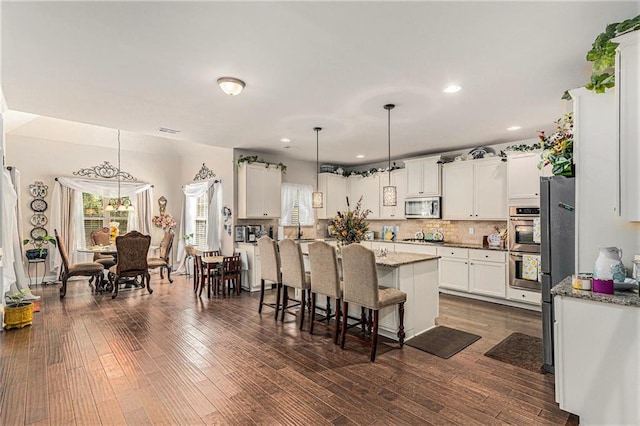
left=280, top=138, right=291, bottom=143
left=382, top=104, right=397, bottom=207
left=356, top=154, right=365, bottom=158
left=217, top=77, right=245, bottom=96
left=312, top=127, right=323, bottom=209
left=443, top=84, right=462, bottom=94
left=507, top=125, right=522, bottom=131
left=105, top=130, right=134, bottom=212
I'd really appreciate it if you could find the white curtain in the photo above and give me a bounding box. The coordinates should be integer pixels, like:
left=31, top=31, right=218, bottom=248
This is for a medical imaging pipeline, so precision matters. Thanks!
left=133, top=189, right=153, bottom=234
left=50, top=177, right=153, bottom=272
left=175, top=179, right=221, bottom=273
left=2, top=169, right=18, bottom=296
left=281, top=183, right=313, bottom=226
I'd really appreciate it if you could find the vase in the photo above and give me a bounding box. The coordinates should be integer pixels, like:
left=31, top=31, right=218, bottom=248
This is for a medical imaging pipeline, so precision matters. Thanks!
left=109, top=221, right=120, bottom=244
left=593, top=247, right=625, bottom=282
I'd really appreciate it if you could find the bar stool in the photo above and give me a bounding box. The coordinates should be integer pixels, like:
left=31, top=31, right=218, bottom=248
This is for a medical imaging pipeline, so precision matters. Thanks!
left=308, top=241, right=342, bottom=344
left=257, top=237, right=282, bottom=319
left=278, top=239, right=311, bottom=329
left=340, top=243, right=407, bottom=362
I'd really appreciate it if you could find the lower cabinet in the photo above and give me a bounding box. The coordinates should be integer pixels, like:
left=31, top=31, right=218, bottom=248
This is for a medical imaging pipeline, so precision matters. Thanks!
left=236, top=243, right=262, bottom=292
left=438, top=247, right=507, bottom=298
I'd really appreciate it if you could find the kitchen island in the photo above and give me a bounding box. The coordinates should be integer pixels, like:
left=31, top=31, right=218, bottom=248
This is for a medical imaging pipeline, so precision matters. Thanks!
left=552, top=277, right=640, bottom=425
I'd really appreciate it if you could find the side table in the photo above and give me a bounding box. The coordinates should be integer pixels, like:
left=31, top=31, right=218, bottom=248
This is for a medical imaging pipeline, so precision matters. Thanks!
left=27, top=258, right=47, bottom=287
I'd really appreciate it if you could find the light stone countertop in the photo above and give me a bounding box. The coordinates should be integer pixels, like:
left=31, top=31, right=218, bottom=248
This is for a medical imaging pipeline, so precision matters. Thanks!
left=366, top=239, right=508, bottom=252
left=373, top=252, right=440, bottom=267
left=551, top=276, right=640, bottom=307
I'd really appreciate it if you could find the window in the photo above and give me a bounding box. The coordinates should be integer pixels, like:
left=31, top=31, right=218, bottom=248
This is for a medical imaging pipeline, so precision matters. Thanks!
left=194, top=193, right=208, bottom=249
left=281, top=183, right=313, bottom=226
left=81, top=192, right=129, bottom=246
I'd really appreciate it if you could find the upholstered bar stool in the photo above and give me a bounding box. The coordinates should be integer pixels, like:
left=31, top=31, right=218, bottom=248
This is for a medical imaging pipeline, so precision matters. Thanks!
left=340, top=244, right=407, bottom=362
left=278, top=239, right=311, bottom=329
left=308, top=241, right=342, bottom=344
left=257, top=237, right=282, bottom=319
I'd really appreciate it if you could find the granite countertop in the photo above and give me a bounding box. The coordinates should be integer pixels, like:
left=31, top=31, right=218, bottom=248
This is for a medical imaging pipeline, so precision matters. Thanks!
left=551, top=276, right=640, bottom=307
left=374, top=252, right=440, bottom=267
left=367, top=239, right=508, bottom=252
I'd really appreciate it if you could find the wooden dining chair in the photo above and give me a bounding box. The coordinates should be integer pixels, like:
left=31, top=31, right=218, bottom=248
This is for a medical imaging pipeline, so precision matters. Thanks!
left=147, top=230, right=174, bottom=283
left=54, top=229, right=105, bottom=298
left=214, top=253, right=242, bottom=297
left=308, top=241, right=342, bottom=344
left=109, top=231, right=152, bottom=299
left=278, top=239, right=311, bottom=329
left=198, top=250, right=221, bottom=298
left=340, top=243, right=407, bottom=362
left=257, top=237, right=282, bottom=318
left=90, top=227, right=116, bottom=269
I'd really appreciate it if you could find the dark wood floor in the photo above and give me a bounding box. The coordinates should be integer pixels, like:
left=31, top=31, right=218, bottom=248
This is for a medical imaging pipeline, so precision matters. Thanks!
left=1, top=275, right=576, bottom=425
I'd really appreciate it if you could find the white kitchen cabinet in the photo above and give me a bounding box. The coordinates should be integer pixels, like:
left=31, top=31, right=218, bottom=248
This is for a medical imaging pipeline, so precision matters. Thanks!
left=614, top=31, right=640, bottom=221
left=507, top=286, right=541, bottom=305
left=393, top=243, right=437, bottom=256
left=236, top=242, right=262, bottom=292
left=554, top=295, right=640, bottom=425
left=380, top=169, right=407, bottom=220
left=404, top=155, right=441, bottom=197
left=348, top=175, right=380, bottom=219
left=237, top=163, right=282, bottom=219
left=317, top=173, right=347, bottom=220
left=437, top=247, right=469, bottom=291
left=443, top=158, right=507, bottom=220
left=468, top=249, right=506, bottom=298
left=507, top=152, right=545, bottom=202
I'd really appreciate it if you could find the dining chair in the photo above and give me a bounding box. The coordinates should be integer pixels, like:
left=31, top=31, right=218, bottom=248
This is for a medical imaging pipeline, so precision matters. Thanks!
left=109, top=231, right=152, bottom=299
left=214, top=253, right=242, bottom=297
left=278, top=239, right=311, bottom=329
left=147, top=230, right=174, bottom=283
left=198, top=250, right=221, bottom=297
left=54, top=229, right=105, bottom=298
left=308, top=241, right=342, bottom=344
left=257, top=236, right=282, bottom=319
left=90, top=227, right=116, bottom=269
left=340, top=243, right=407, bottom=362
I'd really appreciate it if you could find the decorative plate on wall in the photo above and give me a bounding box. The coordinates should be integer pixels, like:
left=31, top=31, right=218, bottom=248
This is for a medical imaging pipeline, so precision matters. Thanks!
left=30, top=214, right=48, bottom=226
left=30, top=226, right=48, bottom=240
left=30, top=198, right=48, bottom=212
left=29, top=181, right=48, bottom=198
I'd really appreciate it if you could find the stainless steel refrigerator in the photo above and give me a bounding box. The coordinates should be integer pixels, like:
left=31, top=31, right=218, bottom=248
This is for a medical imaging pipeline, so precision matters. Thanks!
left=540, top=176, right=575, bottom=374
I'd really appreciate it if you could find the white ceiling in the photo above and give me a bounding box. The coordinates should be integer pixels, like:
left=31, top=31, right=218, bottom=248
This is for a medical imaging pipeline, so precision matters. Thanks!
left=2, top=1, right=639, bottom=165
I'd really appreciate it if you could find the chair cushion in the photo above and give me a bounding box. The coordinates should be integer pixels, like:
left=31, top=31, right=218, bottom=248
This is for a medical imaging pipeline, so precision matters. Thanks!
left=109, top=264, right=117, bottom=274
left=95, top=258, right=116, bottom=268
left=378, top=286, right=407, bottom=308
left=69, top=263, right=105, bottom=274
left=147, top=258, right=167, bottom=268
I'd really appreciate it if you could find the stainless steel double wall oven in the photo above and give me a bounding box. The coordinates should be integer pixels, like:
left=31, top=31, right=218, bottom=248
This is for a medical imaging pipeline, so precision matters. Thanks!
left=509, top=206, right=541, bottom=291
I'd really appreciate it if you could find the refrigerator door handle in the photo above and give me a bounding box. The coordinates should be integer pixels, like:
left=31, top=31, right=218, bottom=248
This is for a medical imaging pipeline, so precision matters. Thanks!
left=558, top=202, right=574, bottom=211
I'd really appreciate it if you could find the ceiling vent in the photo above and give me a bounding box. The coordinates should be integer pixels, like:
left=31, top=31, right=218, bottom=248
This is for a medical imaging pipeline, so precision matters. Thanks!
left=157, top=127, right=180, bottom=134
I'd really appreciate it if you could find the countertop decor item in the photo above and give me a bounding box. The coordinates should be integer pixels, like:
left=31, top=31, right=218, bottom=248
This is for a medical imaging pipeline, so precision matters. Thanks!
left=328, top=196, right=371, bottom=247
left=593, top=246, right=625, bottom=282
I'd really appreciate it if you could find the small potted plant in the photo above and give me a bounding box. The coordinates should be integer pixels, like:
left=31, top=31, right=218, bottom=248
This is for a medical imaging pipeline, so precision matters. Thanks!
left=4, top=289, right=34, bottom=330
left=23, top=235, right=57, bottom=260
left=184, top=233, right=197, bottom=255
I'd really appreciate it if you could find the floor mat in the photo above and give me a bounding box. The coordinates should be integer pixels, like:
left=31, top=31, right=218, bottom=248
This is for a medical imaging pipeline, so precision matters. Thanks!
left=406, top=326, right=481, bottom=359
left=484, top=332, right=544, bottom=373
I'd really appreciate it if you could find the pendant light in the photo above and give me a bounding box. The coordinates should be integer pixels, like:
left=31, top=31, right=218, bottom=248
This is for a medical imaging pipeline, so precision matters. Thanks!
left=382, top=104, right=397, bottom=206
left=312, top=127, right=323, bottom=209
left=106, top=130, right=134, bottom=212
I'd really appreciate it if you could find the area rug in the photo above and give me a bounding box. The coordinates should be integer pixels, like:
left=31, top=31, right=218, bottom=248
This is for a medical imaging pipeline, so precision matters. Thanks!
left=406, top=326, right=481, bottom=359
left=484, top=332, right=544, bottom=373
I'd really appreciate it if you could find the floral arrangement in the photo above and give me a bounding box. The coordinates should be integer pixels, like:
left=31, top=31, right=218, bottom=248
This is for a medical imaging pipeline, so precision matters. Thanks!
left=109, top=221, right=120, bottom=243
left=537, top=112, right=574, bottom=177
left=152, top=213, right=176, bottom=230
left=328, top=197, right=371, bottom=246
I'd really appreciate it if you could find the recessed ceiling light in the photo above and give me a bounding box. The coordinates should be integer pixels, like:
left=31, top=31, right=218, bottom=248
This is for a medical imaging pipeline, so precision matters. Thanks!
left=507, top=126, right=522, bottom=131
left=356, top=154, right=365, bottom=158
left=280, top=138, right=290, bottom=143
left=157, top=127, right=180, bottom=134
left=443, top=84, right=462, bottom=94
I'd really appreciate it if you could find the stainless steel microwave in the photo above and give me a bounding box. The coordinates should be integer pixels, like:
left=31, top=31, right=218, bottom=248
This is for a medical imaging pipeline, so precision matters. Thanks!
left=405, top=197, right=441, bottom=219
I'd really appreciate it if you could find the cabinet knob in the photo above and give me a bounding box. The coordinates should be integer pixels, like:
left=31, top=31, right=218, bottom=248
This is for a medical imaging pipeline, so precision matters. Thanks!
left=469, top=214, right=472, bottom=217
left=522, top=294, right=526, bottom=298
left=485, top=255, right=489, bottom=258
left=451, top=252, right=454, bottom=255
left=475, top=214, right=478, bottom=217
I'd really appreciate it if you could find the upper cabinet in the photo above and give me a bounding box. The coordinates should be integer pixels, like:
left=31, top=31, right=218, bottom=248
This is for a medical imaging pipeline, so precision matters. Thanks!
left=380, top=168, right=407, bottom=220
left=443, top=158, right=507, bottom=220
left=614, top=31, right=640, bottom=221
left=317, top=173, right=348, bottom=220
left=507, top=152, right=548, bottom=202
left=404, top=156, right=441, bottom=197
left=348, top=175, right=380, bottom=219
left=237, top=163, right=282, bottom=219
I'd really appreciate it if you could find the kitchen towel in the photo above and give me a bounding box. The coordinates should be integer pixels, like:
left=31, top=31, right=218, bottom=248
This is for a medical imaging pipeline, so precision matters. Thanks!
left=533, top=218, right=541, bottom=244
left=234, top=248, right=249, bottom=270
left=522, top=254, right=540, bottom=281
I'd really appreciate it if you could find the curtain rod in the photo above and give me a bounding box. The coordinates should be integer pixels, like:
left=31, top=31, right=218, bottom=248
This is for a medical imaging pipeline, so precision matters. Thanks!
left=54, top=176, right=154, bottom=187
left=181, top=179, right=222, bottom=189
